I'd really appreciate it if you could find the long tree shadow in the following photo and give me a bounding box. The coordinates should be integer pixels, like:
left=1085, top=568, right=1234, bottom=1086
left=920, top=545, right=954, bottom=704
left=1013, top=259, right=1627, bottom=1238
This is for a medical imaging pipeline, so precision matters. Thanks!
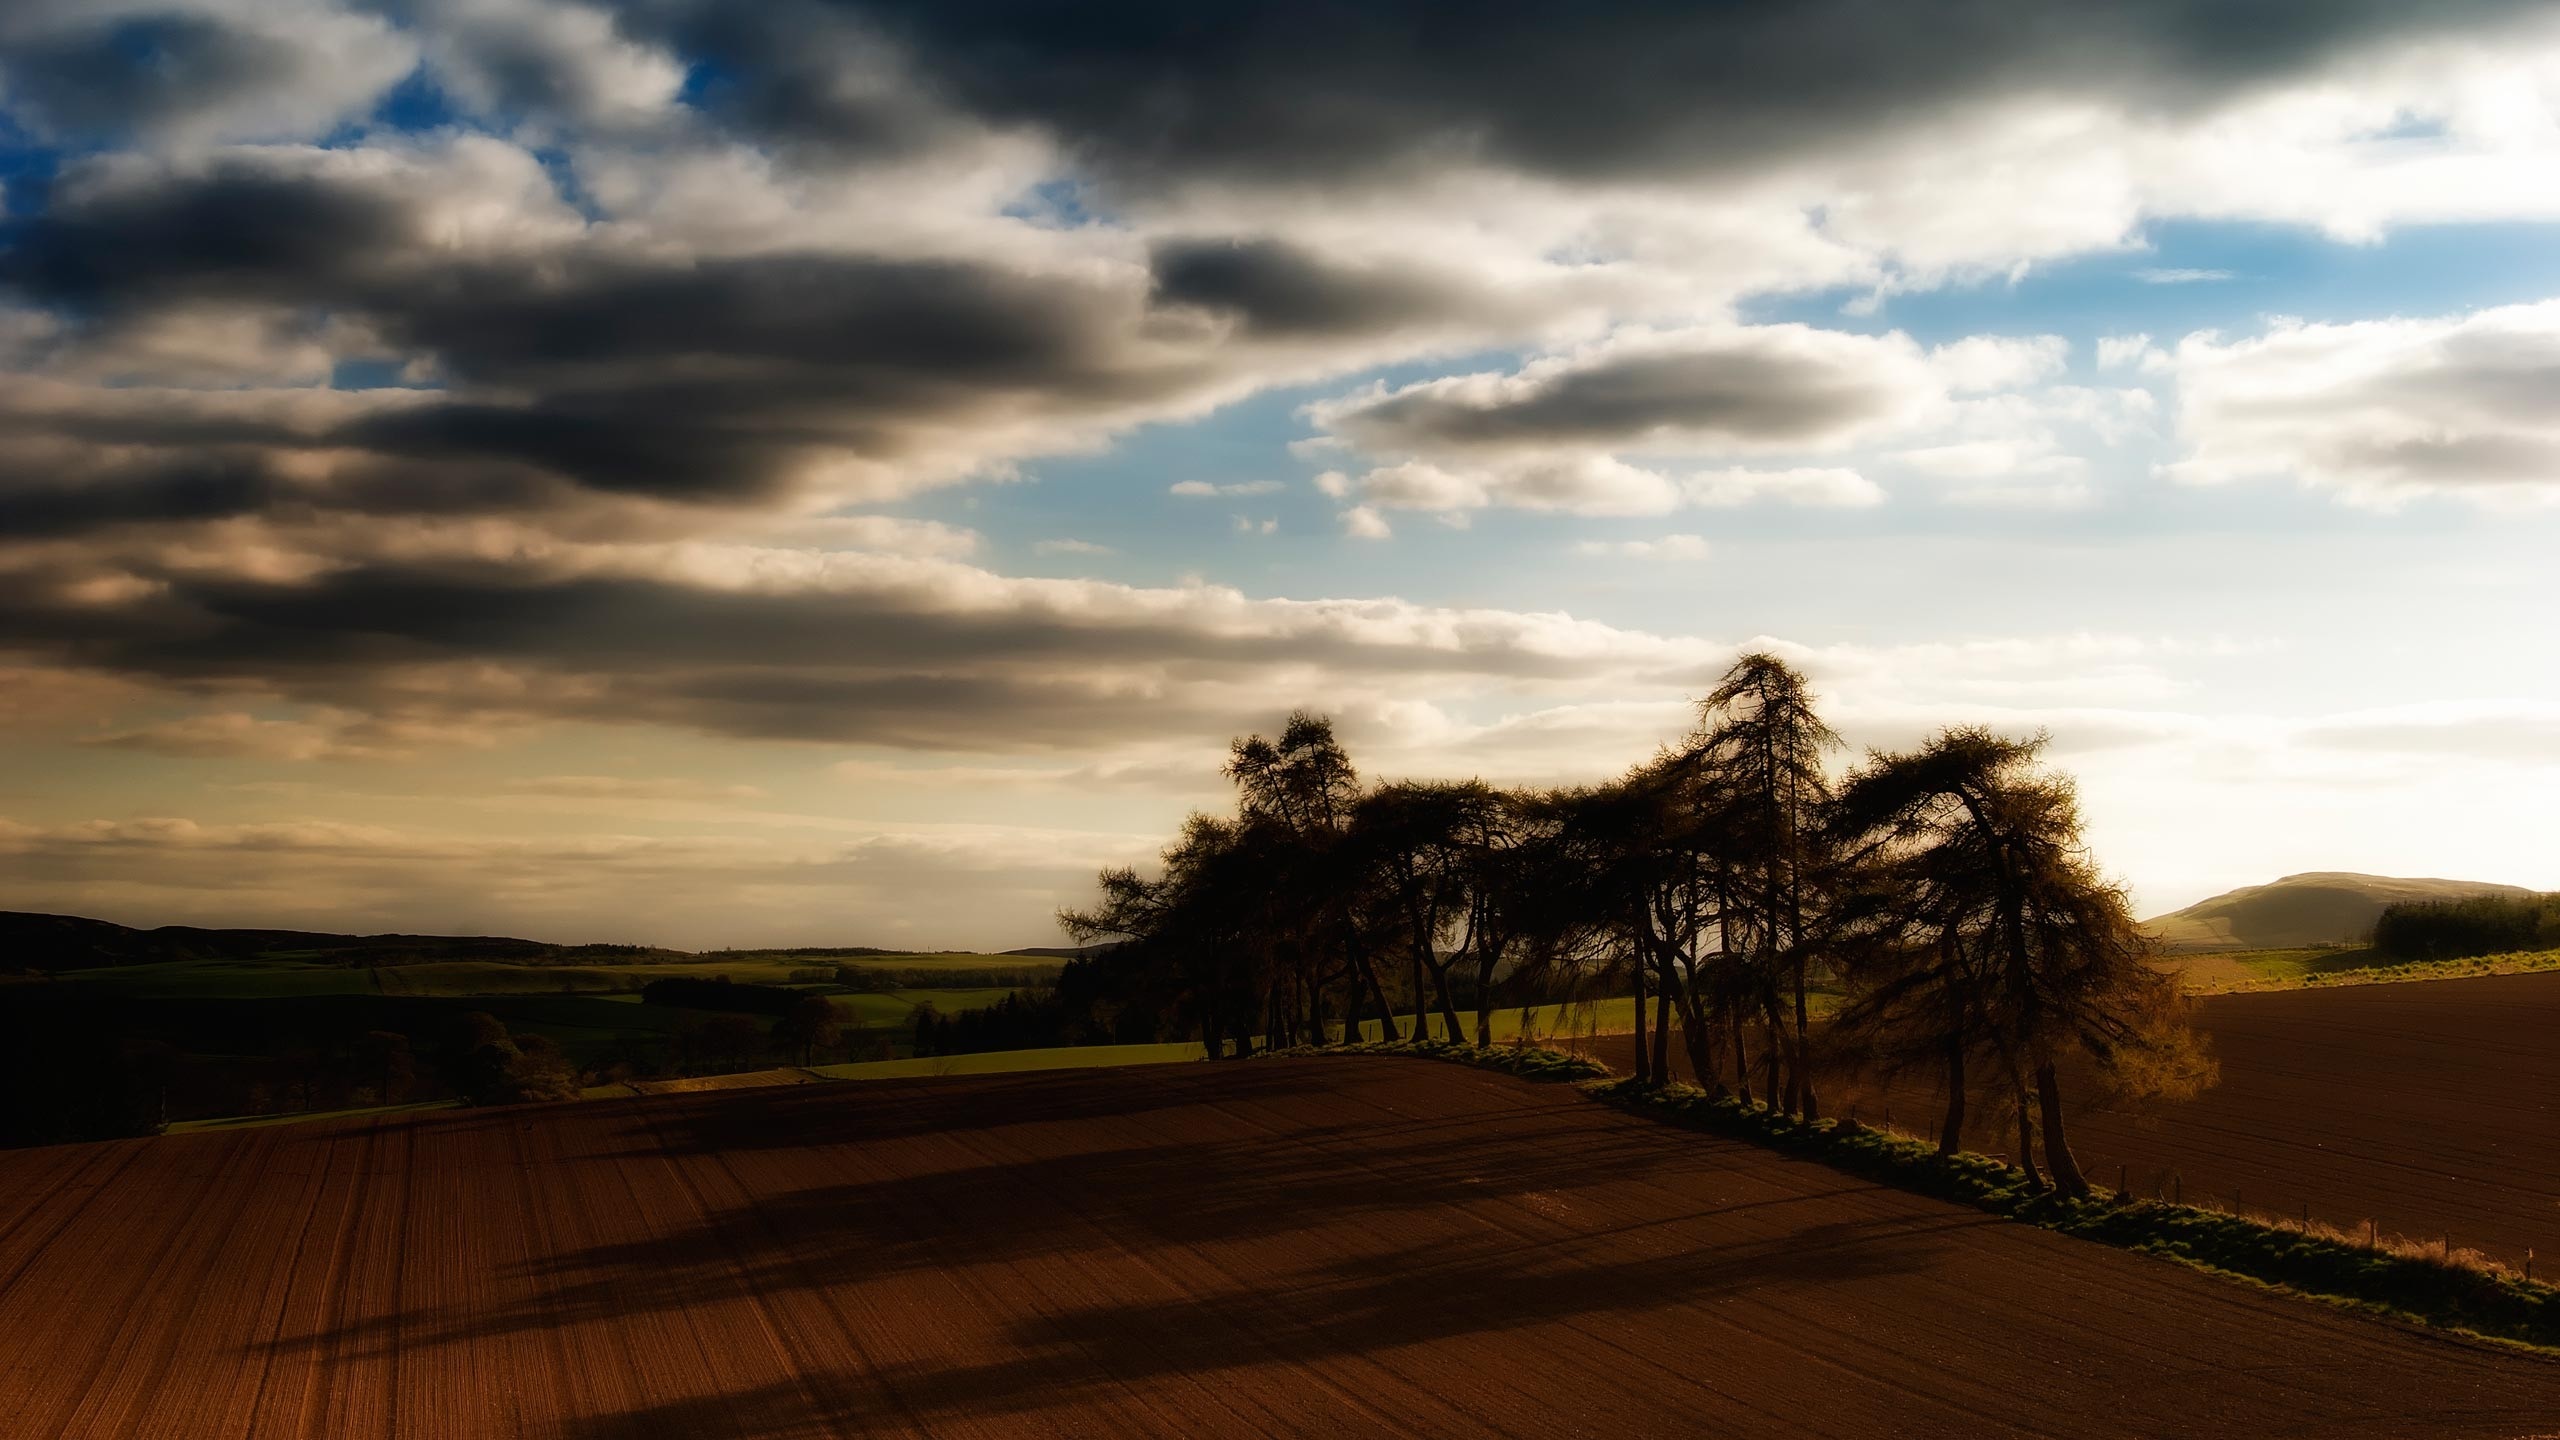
left=254, top=1058, right=1943, bottom=1389
left=260, top=1103, right=1795, bottom=1359
left=580, top=1058, right=1347, bottom=1158
left=546, top=1211, right=1977, bottom=1440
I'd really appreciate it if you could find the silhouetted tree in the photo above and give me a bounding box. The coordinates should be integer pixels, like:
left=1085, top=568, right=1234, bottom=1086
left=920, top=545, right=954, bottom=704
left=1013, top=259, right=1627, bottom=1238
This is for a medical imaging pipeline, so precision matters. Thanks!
left=1695, top=653, right=1839, bottom=1117
left=361, top=1029, right=413, bottom=1104
left=1830, top=728, right=2211, bottom=1194
left=773, top=995, right=842, bottom=1065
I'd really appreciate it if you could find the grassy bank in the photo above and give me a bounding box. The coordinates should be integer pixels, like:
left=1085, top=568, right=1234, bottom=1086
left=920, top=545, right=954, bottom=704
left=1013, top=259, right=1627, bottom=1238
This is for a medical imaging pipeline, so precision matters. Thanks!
left=1262, top=1038, right=1608, bottom=1083
left=2177, top=944, right=2560, bottom=995
left=1279, top=1040, right=2560, bottom=1354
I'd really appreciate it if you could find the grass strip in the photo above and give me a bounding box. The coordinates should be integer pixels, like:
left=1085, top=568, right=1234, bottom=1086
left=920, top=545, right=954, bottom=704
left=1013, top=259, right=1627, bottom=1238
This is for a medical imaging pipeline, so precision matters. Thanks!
left=1260, top=1038, right=1610, bottom=1083
left=1269, top=1039, right=2560, bottom=1353
left=2215, top=945, right=2560, bottom=995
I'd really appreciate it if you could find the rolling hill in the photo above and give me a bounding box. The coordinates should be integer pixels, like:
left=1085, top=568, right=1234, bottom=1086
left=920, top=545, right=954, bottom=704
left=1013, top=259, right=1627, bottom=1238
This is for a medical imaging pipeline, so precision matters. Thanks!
left=0, top=910, right=1019, bottom=974
left=2142, top=872, right=2534, bottom=953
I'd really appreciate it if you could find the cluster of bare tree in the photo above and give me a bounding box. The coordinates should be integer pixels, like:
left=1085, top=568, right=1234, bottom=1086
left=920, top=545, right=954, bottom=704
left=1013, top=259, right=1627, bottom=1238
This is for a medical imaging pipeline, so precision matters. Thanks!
left=1065, top=654, right=2211, bottom=1198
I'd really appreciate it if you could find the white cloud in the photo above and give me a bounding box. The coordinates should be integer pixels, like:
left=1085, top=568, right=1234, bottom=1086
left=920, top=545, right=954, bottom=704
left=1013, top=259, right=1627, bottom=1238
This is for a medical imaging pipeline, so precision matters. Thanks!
left=1931, top=335, right=2070, bottom=393
left=2170, top=299, right=2560, bottom=504
left=1033, top=537, right=1116, bottom=555
left=1339, top=505, right=1393, bottom=539
left=1232, top=514, right=1278, bottom=535
left=2133, top=267, right=2237, bottom=284
left=2096, top=333, right=2173, bottom=374
left=1684, top=466, right=1886, bottom=508
left=504, top=775, right=770, bottom=802
left=1171, top=479, right=1286, bottom=497
left=1574, top=533, right=1709, bottom=560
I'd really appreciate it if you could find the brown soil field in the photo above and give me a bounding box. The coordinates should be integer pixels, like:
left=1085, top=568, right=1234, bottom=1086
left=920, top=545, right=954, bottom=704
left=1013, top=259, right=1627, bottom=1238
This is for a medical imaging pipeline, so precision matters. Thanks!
left=1571, top=969, right=2560, bottom=1267
left=5, top=1057, right=2559, bottom=1439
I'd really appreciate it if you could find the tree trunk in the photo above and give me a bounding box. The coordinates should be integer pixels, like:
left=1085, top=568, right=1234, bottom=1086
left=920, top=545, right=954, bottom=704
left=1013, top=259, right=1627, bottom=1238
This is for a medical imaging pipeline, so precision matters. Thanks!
left=1649, top=957, right=1673, bottom=1082
left=2035, top=1059, right=2088, bottom=1197
left=1430, top=964, right=1466, bottom=1050
left=1352, top=941, right=1398, bottom=1042
left=2015, top=1090, right=2043, bottom=1191
left=1731, top=1008, right=1753, bottom=1106
left=1792, top=950, right=1817, bottom=1121
left=1937, top=1035, right=1966, bottom=1156
left=1630, top=949, right=1651, bottom=1085
left=1761, top=1014, right=1780, bottom=1103
left=1672, top=970, right=1720, bottom=1098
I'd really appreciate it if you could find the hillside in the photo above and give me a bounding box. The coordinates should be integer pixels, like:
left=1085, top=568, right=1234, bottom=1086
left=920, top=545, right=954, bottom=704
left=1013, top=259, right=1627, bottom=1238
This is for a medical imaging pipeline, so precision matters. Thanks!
left=2142, top=872, right=2534, bottom=953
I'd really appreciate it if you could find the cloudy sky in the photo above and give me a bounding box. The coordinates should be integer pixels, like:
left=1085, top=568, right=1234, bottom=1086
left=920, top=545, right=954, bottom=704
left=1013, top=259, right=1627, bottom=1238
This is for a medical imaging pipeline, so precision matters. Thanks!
left=3, top=1, right=2559, bottom=948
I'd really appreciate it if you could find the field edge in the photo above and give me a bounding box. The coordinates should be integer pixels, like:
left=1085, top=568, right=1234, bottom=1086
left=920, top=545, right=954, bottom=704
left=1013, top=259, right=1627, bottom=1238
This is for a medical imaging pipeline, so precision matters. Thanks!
left=1266, top=1039, right=2560, bottom=1358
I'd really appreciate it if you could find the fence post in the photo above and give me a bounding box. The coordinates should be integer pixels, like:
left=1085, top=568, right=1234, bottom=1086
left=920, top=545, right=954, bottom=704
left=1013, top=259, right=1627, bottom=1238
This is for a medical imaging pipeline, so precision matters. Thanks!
left=2529, top=1247, right=2536, bottom=1283
left=2173, top=1173, right=2181, bottom=1207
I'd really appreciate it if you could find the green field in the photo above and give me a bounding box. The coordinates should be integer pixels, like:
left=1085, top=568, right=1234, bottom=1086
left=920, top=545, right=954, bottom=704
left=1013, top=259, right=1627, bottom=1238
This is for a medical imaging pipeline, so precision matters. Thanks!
left=811, top=1040, right=1211, bottom=1080
left=26, top=958, right=384, bottom=999
left=702, top=951, right=1064, bottom=974
left=2170, top=944, right=2560, bottom=994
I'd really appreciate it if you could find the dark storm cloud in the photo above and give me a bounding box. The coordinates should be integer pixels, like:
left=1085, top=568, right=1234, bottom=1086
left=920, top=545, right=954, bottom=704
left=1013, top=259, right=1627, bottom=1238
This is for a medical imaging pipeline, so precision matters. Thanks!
left=636, top=0, right=2546, bottom=188
left=0, top=551, right=1684, bottom=748
left=1, top=13, right=291, bottom=139
left=0, top=164, right=409, bottom=308
left=1148, top=238, right=1479, bottom=337
left=0, top=155, right=1231, bottom=507
left=0, top=2, right=415, bottom=146
left=0, top=456, right=286, bottom=538
left=1316, top=328, right=1934, bottom=457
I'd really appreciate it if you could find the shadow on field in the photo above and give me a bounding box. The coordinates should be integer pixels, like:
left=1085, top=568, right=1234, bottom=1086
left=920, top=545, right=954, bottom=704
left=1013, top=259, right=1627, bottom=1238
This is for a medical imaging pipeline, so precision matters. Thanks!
left=544, top=1210, right=1969, bottom=1440
left=593, top=1060, right=1341, bottom=1156
left=257, top=1058, right=1940, bottom=1381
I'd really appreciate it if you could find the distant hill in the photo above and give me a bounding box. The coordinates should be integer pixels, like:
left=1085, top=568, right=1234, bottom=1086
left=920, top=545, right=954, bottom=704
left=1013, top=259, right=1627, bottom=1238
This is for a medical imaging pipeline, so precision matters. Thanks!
left=0, top=910, right=1048, bottom=973
left=0, top=911, right=668, bottom=973
left=2142, top=873, right=2536, bottom=954
left=1002, top=943, right=1122, bottom=959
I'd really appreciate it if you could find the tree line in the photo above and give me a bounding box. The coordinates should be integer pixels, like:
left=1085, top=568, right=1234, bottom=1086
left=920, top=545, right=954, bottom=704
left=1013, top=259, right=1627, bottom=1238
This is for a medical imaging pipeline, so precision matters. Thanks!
left=2372, top=893, right=2560, bottom=961
left=1064, top=653, right=2212, bottom=1197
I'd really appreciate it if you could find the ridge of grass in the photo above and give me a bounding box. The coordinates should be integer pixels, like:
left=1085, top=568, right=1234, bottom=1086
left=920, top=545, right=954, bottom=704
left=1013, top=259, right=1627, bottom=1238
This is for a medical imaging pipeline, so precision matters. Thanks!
left=2200, top=945, right=2560, bottom=995
left=1258, top=1038, right=1609, bottom=1083
left=1272, top=1039, right=2560, bottom=1354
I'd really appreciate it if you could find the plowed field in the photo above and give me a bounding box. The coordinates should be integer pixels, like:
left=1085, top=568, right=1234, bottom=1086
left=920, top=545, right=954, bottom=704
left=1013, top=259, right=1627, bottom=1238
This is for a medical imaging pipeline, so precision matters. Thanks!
left=4, top=1057, right=2557, bottom=1438
left=1577, top=970, right=2560, bottom=1266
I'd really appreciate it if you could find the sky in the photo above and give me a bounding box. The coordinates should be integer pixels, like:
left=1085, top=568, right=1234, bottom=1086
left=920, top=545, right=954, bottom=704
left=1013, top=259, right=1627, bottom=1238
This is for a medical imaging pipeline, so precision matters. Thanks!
left=2, top=1, right=2559, bottom=949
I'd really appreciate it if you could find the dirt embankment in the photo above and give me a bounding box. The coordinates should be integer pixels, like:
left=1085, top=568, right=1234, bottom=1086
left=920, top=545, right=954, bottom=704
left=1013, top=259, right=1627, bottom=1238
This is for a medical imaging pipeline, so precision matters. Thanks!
left=5, top=1056, right=2559, bottom=1438
left=1574, top=969, right=2560, bottom=1266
